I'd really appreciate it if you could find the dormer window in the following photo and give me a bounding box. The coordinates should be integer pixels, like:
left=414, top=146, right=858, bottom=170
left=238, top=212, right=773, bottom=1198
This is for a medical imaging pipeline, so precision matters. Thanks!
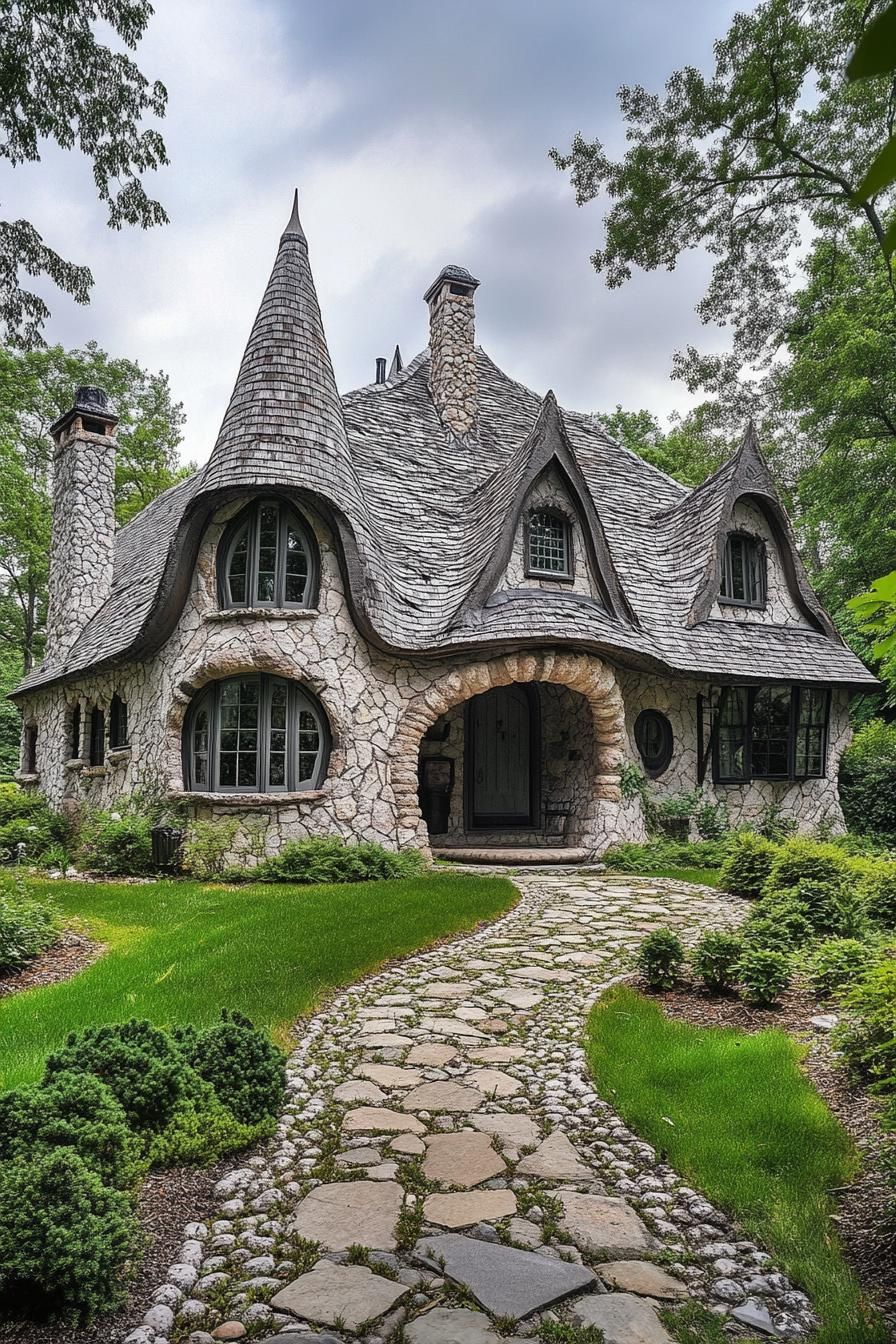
left=218, top=500, right=316, bottom=610
left=526, top=509, right=572, bottom=580
left=720, top=532, right=766, bottom=608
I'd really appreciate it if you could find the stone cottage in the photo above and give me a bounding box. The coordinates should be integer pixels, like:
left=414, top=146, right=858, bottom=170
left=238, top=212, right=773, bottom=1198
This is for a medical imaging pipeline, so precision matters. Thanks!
left=11, top=194, right=877, bottom=862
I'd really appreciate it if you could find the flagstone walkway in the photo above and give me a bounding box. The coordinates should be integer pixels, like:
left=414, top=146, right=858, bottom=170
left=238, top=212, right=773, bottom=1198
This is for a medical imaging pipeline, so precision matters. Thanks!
left=127, top=873, right=817, bottom=1344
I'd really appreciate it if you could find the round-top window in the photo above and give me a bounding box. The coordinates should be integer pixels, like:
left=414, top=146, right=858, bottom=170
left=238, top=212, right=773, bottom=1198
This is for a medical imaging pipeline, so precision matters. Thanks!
left=634, top=709, right=673, bottom=777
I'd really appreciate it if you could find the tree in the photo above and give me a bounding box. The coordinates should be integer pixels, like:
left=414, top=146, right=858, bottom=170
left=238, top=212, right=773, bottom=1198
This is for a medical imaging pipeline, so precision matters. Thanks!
left=598, top=405, right=727, bottom=486
left=0, top=1, right=168, bottom=346
left=0, top=341, right=190, bottom=673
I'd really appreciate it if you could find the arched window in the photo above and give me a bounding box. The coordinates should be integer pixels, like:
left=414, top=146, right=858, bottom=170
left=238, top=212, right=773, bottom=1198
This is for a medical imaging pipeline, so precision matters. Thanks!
left=526, top=509, right=572, bottom=579
left=184, top=675, right=328, bottom=793
left=218, top=500, right=316, bottom=609
left=634, top=709, right=673, bottom=777
left=720, top=532, right=766, bottom=608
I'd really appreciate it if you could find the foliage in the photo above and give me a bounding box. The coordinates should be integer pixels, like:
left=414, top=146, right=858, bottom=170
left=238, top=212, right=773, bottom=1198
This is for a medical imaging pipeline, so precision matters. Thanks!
left=76, top=810, right=153, bottom=877
left=805, top=938, right=875, bottom=999
left=175, top=1009, right=286, bottom=1126
left=693, top=799, right=729, bottom=841
left=586, top=986, right=882, bottom=1343
left=857, top=863, right=896, bottom=927
left=849, top=570, right=896, bottom=697
left=741, top=896, right=813, bottom=953
left=144, top=1092, right=274, bottom=1169
left=182, top=818, right=239, bottom=879
left=618, top=759, right=649, bottom=803
left=255, top=837, right=424, bottom=885
left=754, top=803, right=798, bottom=843
left=0, top=1148, right=140, bottom=1320
left=598, top=404, right=725, bottom=487
left=719, top=831, right=778, bottom=898
left=537, top=1322, right=606, bottom=1343
left=636, top=927, right=685, bottom=990
left=0, top=0, right=168, bottom=346
left=603, top=838, right=728, bottom=874
left=0, top=783, right=68, bottom=861
left=0, top=879, right=57, bottom=972
left=764, top=838, right=865, bottom=934
left=847, top=0, right=896, bottom=252
left=692, top=931, right=744, bottom=994
left=840, top=720, right=896, bottom=842
left=736, top=947, right=792, bottom=1005
left=43, top=1019, right=196, bottom=1133
left=837, top=960, right=896, bottom=1092
left=659, top=1301, right=732, bottom=1344
left=0, top=1072, right=143, bottom=1190
left=0, top=647, right=20, bottom=780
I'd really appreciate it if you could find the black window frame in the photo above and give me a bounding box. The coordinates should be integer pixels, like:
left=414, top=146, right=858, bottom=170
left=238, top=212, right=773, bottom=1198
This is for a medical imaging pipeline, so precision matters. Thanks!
left=110, top=694, right=129, bottom=749
left=23, top=724, right=37, bottom=775
left=89, top=707, right=105, bottom=767
left=634, top=709, right=674, bottom=778
left=525, top=508, right=573, bottom=581
left=217, top=498, right=317, bottom=611
left=719, top=531, right=767, bottom=609
left=183, top=674, right=329, bottom=794
left=711, top=684, right=830, bottom=784
left=69, top=703, right=82, bottom=760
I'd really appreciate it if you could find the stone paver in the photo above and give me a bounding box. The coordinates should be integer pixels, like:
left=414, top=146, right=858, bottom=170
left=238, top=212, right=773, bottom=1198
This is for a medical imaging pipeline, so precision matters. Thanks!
left=130, top=872, right=817, bottom=1342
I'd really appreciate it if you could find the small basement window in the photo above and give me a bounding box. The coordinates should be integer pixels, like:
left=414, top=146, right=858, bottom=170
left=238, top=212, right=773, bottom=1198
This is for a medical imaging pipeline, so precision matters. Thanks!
left=526, top=509, right=572, bottom=579
left=720, top=532, right=766, bottom=608
left=89, top=707, right=105, bottom=766
left=110, top=694, right=129, bottom=749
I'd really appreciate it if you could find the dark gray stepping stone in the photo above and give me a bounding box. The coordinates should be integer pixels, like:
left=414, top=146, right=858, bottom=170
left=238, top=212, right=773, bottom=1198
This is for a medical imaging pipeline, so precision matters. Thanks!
left=414, top=1232, right=595, bottom=1319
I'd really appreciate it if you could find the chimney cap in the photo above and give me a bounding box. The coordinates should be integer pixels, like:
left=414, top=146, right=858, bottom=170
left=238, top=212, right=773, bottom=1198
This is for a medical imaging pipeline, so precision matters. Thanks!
left=49, top=385, right=119, bottom=439
left=424, top=263, right=480, bottom=304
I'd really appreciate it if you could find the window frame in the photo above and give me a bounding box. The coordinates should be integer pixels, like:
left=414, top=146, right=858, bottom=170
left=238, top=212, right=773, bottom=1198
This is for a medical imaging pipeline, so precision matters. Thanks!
left=69, top=703, right=82, bottom=761
left=711, top=684, right=830, bottom=784
left=217, top=498, right=318, bottom=611
left=183, top=674, right=329, bottom=795
left=634, top=709, right=674, bottom=778
left=23, top=724, right=37, bottom=775
left=110, top=694, right=129, bottom=749
left=719, top=531, right=767, bottom=610
left=89, top=707, right=105, bottom=767
left=524, top=507, right=574, bottom=582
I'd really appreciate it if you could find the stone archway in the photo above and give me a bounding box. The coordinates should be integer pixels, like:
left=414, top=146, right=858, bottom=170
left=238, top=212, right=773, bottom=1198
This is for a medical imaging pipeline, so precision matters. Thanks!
left=389, top=650, right=627, bottom=844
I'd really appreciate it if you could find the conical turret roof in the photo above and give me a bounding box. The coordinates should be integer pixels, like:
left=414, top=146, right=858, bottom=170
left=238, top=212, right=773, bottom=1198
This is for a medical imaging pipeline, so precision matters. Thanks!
left=198, top=191, right=363, bottom=511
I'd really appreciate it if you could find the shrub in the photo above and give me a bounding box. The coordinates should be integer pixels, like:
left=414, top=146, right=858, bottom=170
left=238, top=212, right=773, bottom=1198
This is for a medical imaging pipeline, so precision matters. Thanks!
left=0, top=883, right=58, bottom=973
left=742, top=896, right=813, bottom=953
left=146, top=1093, right=275, bottom=1168
left=0, top=1073, right=143, bottom=1191
left=0, top=785, right=69, bottom=864
left=693, top=799, right=729, bottom=840
left=76, top=811, right=153, bottom=877
left=719, top=831, right=778, bottom=898
left=840, top=719, right=896, bottom=843
left=636, top=927, right=685, bottom=990
left=736, top=947, right=792, bottom=1006
left=805, top=939, right=874, bottom=1000
left=837, top=960, right=896, bottom=1091
left=255, top=837, right=424, bottom=885
left=602, top=838, right=728, bottom=873
left=182, top=818, right=239, bottom=879
left=754, top=802, right=797, bottom=843
left=765, top=837, right=855, bottom=901
left=692, top=930, right=743, bottom=993
left=857, top=863, right=896, bottom=927
left=175, top=1009, right=286, bottom=1124
left=43, top=1019, right=199, bottom=1133
left=786, top=877, right=867, bottom=939
left=0, top=1148, right=139, bottom=1319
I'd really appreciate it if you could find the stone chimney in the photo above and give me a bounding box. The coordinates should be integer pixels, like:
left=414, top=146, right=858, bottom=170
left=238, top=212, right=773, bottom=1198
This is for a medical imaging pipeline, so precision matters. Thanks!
left=46, top=387, right=118, bottom=655
left=424, top=264, right=480, bottom=435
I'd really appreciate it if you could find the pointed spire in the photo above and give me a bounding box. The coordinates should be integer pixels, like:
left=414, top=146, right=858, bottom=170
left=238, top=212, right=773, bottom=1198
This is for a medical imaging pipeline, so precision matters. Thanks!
left=388, top=344, right=403, bottom=380
left=738, top=418, right=762, bottom=458
left=199, top=191, right=362, bottom=512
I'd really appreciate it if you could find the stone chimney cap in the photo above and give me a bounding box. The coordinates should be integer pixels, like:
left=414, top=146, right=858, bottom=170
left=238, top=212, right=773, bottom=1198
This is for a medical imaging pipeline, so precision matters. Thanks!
left=49, top=385, right=119, bottom=438
left=423, top=264, right=480, bottom=304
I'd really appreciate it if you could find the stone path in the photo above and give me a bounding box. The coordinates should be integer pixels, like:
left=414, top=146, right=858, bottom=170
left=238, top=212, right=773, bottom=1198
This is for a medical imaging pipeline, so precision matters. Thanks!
left=125, top=873, right=818, bottom=1344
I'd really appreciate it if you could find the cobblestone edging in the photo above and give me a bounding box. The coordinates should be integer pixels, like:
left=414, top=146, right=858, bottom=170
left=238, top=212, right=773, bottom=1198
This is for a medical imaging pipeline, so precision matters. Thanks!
left=125, top=873, right=818, bottom=1344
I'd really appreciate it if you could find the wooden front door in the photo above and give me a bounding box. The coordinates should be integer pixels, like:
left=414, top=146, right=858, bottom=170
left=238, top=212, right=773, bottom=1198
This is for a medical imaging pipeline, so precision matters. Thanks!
left=467, top=685, right=537, bottom=828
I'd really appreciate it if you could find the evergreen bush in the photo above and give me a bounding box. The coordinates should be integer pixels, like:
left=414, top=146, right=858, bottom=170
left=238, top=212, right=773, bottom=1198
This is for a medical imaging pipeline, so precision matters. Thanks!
left=692, top=930, right=743, bottom=993
left=857, top=862, right=896, bottom=927
left=76, top=811, right=153, bottom=877
left=719, top=831, right=778, bottom=898
left=0, top=785, right=68, bottom=864
left=255, top=836, right=424, bottom=884
left=0, top=882, right=58, bottom=973
left=175, top=1009, right=286, bottom=1124
left=736, top=947, right=792, bottom=1006
left=805, top=938, right=874, bottom=1000
left=741, top=896, right=813, bottom=953
left=636, top=927, right=685, bottom=990
left=837, top=960, right=896, bottom=1092
left=839, top=719, right=896, bottom=843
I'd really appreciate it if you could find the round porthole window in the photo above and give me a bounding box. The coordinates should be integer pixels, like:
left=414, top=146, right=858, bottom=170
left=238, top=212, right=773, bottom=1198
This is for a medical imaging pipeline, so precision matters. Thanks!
left=634, top=709, right=673, bottom=777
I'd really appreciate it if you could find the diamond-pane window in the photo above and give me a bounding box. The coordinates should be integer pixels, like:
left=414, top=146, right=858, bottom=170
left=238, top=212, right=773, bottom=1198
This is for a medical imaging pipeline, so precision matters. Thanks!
left=527, top=510, right=570, bottom=577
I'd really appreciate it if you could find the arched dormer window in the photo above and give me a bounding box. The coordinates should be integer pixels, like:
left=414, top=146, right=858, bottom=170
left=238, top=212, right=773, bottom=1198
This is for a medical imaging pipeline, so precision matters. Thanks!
left=183, top=674, right=329, bottom=794
left=218, top=500, right=316, bottom=610
left=720, top=532, right=766, bottom=609
left=526, top=508, right=572, bottom=580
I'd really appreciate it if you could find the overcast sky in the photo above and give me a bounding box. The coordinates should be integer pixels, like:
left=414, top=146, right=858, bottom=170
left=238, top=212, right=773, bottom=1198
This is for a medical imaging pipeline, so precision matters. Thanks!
left=5, top=0, right=735, bottom=464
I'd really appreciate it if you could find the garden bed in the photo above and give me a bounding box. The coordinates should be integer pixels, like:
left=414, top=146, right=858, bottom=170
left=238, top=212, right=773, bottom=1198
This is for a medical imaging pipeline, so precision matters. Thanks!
left=0, top=926, right=102, bottom=999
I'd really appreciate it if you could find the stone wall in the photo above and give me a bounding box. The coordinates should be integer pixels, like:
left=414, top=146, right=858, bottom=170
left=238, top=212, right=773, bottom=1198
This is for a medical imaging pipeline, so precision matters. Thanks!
left=712, top=498, right=812, bottom=627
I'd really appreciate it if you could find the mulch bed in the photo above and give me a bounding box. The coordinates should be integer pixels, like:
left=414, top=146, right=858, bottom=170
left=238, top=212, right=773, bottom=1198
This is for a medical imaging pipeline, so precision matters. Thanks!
left=0, top=927, right=103, bottom=998
left=0, top=1157, right=231, bottom=1344
left=650, top=980, right=896, bottom=1341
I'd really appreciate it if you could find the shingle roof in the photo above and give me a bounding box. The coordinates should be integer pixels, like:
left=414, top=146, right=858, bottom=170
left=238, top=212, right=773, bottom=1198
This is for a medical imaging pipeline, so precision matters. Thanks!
left=13, top=201, right=877, bottom=697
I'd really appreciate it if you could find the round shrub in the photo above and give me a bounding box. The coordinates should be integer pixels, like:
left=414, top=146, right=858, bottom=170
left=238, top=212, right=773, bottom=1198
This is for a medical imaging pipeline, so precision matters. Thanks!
left=857, top=863, right=896, bottom=927
left=0, top=1148, right=139, bottom=1320
left=839, top=719, right=896, bottom=843
left=636, top=927, right=685, bottom=990
left=43, top=1019, right=199, bottom=1133
left=0, top=1073, right=144, bottom=1190
left=691, top=930, right=743, bottom=993
left=786, top=877, right=866, bottom=938
left=146, top=1093, right=276, bottom=1168
left=719, top=831, right=778, bottom=898
left=736, top=947, right=792, bottom=1006
left=176, top=1010, right=286, bottom=1125
left=805, top=938, right=874, bottom=1000
left=742, top=896, right=813, bottom=953
left=837, top=960, right=896, bottom=1088
left=255, top=837, right=423, bottom=885
left=765, top=838, right=855, bottom=903
left=76, top=812, right=154, bottom=877
left=0, top=785, right=69, bottom=863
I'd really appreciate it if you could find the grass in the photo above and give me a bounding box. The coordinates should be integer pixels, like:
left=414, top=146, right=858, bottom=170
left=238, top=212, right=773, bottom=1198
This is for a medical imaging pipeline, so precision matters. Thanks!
left=0, top=871, right=516, bottom=1090
left=586, top=985, right=887, bottom=1344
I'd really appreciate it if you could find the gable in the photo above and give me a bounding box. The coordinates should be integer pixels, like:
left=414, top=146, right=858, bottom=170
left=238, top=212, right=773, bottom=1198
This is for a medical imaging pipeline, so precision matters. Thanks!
left=494, top=464, right=603, bottom=604
left=712, top=497, right=813, bottom=628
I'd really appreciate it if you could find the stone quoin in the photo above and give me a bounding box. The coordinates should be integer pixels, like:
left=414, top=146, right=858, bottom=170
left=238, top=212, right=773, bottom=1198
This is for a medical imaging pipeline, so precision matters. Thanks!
left=11, top=190, right=877, bottom=859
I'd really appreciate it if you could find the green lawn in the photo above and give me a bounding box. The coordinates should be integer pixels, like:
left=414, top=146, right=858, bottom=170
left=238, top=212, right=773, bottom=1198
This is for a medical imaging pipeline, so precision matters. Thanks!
left=0, top=872, right=516, bottom=1091
left=586, top=985, right=887, bottom=1344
